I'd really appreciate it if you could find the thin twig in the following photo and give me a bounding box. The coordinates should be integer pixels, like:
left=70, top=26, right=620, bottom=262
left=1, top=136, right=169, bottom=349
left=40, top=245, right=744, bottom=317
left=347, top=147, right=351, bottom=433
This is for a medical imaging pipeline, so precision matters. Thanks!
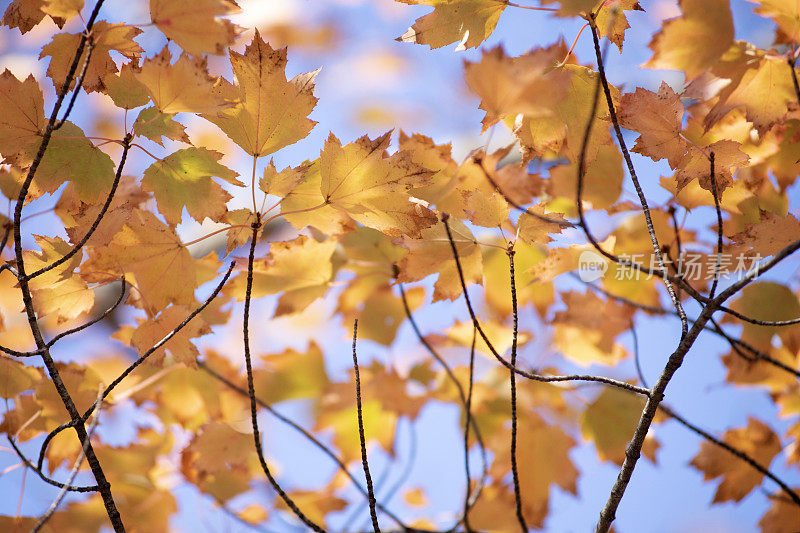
left=461, top=325, right=477, bottom=533
left=197, top=360, right=409, bottom=531
left=25, top=136, right=132, bottom=282
left=241, top=219, right=325, bottom=532
left=474, top=154, right=573, bottom=228
left=32, top=388, right=104, bottom=532
left=442, top=215, right=650, bottom=397
left=398, top=282, right=488, bottom=530
left=6, top=436, right=98, bottom=493
left=588, top=19, right=687, bottom=337
left=507, top=249, right=527, bottom=533
left=47, top=277, right=127, bottom=347
left=352, top=320, right=381, bottom=533
left=36, top=263, right=234, bottom=468
left=708, top=152, right=723, bottom=299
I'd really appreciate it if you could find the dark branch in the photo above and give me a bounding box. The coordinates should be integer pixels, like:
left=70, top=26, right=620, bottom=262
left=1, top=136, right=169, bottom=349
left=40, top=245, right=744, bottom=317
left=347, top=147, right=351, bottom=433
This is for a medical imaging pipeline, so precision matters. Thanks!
left=240, top=220, right=325, bottom=532
left=25, top=136, right=131, bottom=282
left=588, top=20, right=687, bottom=338
left=507, top=249, right=527, bottom=533
left=442, top=216, right=650, bottom=397
left=352, top=320, right=381, bottom=533
left=47, top=277, right=127, bottom=347
left=33, top=390, right=104, bottom=531
left=197, top=360, right=409, bottom=531
left=7, top=435, right=98, bottom=493
left=10, top=1, right=124, bottom=529
left=708, top=152, right=722, bottom=299
left=37, top=263, right=235, bottom=469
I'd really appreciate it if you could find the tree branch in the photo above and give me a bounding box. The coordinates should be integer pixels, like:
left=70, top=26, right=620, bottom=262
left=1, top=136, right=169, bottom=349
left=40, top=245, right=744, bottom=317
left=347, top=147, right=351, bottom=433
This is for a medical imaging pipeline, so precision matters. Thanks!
left=352, top=320, right=381, bottom=533
left=442, top=215, right=650, bottom=398
left=240, top=220, right=325, bottom=532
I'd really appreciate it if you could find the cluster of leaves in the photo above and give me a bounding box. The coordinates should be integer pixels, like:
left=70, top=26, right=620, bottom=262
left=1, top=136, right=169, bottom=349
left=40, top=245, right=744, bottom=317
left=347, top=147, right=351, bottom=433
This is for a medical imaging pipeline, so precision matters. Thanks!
left=0, top=0, right=799, bottom=532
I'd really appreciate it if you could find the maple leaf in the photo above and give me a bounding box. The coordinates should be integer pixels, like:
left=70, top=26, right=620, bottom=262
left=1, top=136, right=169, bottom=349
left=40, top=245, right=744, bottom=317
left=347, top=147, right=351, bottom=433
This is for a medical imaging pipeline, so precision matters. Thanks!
left=751, top=0, right=800, bottom=43
left=464, top=46, right=569, bottom=131
left=24, top=235, right=94, bottom=323
left=594, top=0, right=645, bottom=50
left=511, top=62, right=620, bottom=162
left=316, top=388, right=397, bottom=463
left=645, top=0, right=734, bottom=79
left=34, top=121, right=116, bottom=201
left=132, top=107, right=191, bottom=146
left=259, top=159, right=308, bottom=198
left=483, top=411, right=579, bottom=528
left=396, top=0, right=506, bottom=50
left=729, top=212, right=800, bottom=258
left=759, top=491, right=800, bottom=533
left=55, top=176, right=148, bottom=248
left=441, top=319, right=531, bottom=357
left=0, top=70, right=45, bottom=164
left=675, top=139, right=749, bottom=193
left=150, top=0, right=241, bottom=56
left=517, top=206, right=567, bottom=244
left=227, top=235, right=338, bottom=308
left=142, top=147, right=242, bottom=226
left=581, top=387, right=657, bottom=465
left=39, top=0, right=83, bottom=20
left=618, top=82, right=687, bottom=168
left=483, top=241, right=553, bottom=318
left=103, top=61, right=149, bottom=110
left=276, top=490, right=347, bottom=529
left=83, top=209, right=199, bottom=315
left=286, top=132, right=437, bottom=238
left=203, top=32, right=318, bottom=157
left=722, top=345, right=798, bottom=391
left=253, top=342, right=330, bottom=404
left=181, top=421, right=256, bottom=502
left=714, top=54, right=797, bottom=133
left=690, top=417, right=781, bottom=503
left=135, top=47, right=236, bottom=115
left=546, top=140, right=624, bottom=209
left=119, top=305, right=212, bottom=367
left=396, top=218, right=482, bottom=301
left=725, top=282, right=800, bottom=351
left=2, top=0, right=68, bottom=34
left=541, top=0, right=596, bottom=16
left=40, top=20, right=143, bottom=92
left=552, top=291, right=632, bottom=366
left=0, top=356, right=39, bottom=399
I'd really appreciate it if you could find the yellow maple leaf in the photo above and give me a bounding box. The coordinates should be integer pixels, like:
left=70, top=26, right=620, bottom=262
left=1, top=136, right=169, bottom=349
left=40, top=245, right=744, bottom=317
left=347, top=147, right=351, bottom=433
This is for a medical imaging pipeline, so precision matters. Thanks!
left=2, top=0, right=68, bottom=34
left=203, top=32, right=318, bottom=157
left=690, top=417, right=781, bottom=503
left=83, top=209, right=198, bottom=315
left=396, top=0, right=506, bottom=50
left=135, top=47, right=236, bottom=115
left=464, top=46, right=568, bottom=131
left=150, top=0, right=241, bottom=56
left=0, top=70, right=45, bottom=164
left=396, top=218, right=482, bottom=301
left=227, top=235, right=337, bottom=303
left=618, top=82, right=688, bottom=168
left=286, top=132, right=437, bottom=237
left=40, top=20, right=143, bottom=92
left=645, top=0, right=734, bottom=79
left=751, top=0, right=800, bottom=43
left=142, top=147, right=242, bottom=226
left=126, top=305, right=211, bottom=367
